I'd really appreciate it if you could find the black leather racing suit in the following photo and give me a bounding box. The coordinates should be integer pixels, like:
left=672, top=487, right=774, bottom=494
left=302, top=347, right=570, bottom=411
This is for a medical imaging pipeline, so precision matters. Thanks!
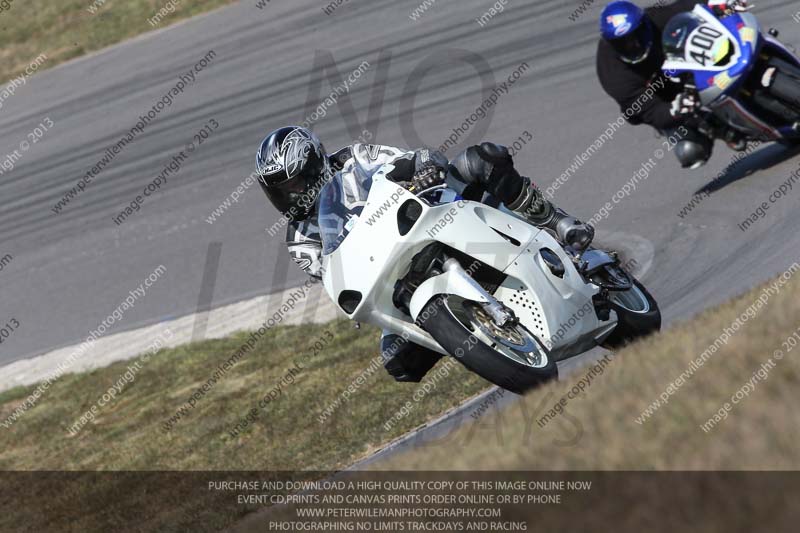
left=596, top=0, right=703, bottom=130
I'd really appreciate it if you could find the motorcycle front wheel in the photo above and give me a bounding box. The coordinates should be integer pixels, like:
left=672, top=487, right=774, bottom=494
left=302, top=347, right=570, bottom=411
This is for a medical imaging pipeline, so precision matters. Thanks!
left=600, top=279, right=661, bottom=349
left=418, top=295, right=558, bottom=394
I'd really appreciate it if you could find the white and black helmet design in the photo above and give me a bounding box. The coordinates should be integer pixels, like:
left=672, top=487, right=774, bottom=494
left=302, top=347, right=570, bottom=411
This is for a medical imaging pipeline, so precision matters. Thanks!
left=256, top=126, right=329, bottom=220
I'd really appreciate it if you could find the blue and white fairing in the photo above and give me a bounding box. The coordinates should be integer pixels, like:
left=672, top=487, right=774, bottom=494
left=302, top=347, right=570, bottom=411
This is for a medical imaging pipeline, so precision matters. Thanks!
left=659, top=5, right=794, bottom=139
left=662, top=5, right=759, bottom=104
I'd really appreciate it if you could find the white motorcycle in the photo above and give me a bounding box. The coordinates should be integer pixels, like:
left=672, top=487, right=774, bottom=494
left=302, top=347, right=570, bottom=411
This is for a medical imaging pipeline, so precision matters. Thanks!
left=319, top=160, right=660, bottom=393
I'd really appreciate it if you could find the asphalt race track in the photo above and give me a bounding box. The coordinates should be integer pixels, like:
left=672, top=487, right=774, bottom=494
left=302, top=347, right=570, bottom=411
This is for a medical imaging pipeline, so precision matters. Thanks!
left=1, top=0, right=799, bottom=395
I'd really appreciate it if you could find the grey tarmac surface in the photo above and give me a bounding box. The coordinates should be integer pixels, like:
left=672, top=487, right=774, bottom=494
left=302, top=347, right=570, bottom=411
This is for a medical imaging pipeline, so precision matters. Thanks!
left=1, top=0, right=799, bottom=415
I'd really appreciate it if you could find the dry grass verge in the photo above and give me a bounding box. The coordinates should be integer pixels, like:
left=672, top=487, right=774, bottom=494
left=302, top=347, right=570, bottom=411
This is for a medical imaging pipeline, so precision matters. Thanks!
left=382, top=270, right=800, bottom=470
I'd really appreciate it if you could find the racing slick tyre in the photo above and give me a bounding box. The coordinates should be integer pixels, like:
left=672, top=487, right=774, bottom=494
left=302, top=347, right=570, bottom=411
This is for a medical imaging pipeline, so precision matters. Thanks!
left=600, top=279, right=661, bottom=349
left=418, top=295, right=557, bottom=394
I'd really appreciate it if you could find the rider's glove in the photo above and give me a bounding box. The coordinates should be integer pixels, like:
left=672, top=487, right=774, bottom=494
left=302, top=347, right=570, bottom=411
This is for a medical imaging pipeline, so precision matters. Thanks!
left=555, top=214, right=595, bottom=251
left=707, top=0, right=748, bottom=15
left=411, top=148, right=448, bottom=191
left=670, top=90, right=700, bottom=120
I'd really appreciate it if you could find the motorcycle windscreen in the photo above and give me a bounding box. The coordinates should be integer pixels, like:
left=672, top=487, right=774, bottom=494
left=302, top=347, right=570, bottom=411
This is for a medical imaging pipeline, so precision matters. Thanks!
left=663, top=12, right=735, bottom=69
left=318, top=169, right=371, bottom=256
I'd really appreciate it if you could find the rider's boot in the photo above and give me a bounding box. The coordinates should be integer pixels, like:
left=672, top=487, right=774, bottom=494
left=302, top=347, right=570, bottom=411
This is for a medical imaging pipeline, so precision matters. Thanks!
left=380, top=332, right=442, bottom=383
left=506, top=178, right=595, bottom=250
left=723, top=129, right=748, bottom=152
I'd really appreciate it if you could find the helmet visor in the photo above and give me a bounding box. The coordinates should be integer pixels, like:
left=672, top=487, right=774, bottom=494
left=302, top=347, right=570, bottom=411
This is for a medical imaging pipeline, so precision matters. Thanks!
left=610, top=22, right=652, bottom=64
left=261, top=148, right=326, bottom=219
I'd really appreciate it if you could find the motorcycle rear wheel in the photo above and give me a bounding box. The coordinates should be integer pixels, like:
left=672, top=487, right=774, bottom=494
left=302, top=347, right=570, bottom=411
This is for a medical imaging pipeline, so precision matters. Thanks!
left=418, top=295, right=558, bottom=394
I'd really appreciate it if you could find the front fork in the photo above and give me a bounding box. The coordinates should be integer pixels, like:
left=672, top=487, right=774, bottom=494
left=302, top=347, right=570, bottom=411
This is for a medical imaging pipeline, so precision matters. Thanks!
left=396, top=249, right=515, bottom=329
left=443, top=259, right=514, bottom=328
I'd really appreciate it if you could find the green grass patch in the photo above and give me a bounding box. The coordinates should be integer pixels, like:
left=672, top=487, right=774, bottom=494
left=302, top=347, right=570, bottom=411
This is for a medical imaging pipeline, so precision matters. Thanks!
left=0, top=0, right=237, bottom=84
left=0, top=320, right=488, bottom=471
left=0, top=320, right=488, bottom=530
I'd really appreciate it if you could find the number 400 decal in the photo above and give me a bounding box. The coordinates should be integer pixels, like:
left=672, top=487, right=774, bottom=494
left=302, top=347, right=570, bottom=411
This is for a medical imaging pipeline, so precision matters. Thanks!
left=687, top=25, right=725, bottom=66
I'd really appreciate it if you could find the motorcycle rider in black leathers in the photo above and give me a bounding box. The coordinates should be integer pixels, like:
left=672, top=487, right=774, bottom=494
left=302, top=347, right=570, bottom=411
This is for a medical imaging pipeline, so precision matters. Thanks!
left=256, top=126, right=594, bottom=383
left=597, top=0, right=749, bottom=169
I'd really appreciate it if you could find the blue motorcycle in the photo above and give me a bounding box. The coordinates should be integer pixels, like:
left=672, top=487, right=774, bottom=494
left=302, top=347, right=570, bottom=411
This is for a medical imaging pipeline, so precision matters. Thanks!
left=662, top=4, right=800, bottom=146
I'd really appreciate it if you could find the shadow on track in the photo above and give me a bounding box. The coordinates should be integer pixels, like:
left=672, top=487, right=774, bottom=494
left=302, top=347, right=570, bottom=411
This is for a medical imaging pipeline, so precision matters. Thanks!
left=695, top=142, right=800, bottom=196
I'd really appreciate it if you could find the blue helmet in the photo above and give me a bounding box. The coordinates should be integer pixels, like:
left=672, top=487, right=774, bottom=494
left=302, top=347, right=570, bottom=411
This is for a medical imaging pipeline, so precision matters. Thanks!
left=600, top=1, right=653, bottom=64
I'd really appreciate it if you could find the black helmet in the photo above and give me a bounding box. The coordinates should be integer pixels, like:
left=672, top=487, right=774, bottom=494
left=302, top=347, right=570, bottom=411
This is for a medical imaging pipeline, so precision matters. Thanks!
left=256, top=126, right=329, bottom=221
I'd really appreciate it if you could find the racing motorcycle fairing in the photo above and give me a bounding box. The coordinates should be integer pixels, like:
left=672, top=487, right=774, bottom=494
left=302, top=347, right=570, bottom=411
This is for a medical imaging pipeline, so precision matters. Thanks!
left=320, top=162, right=618, bottom=362
left=662, top=4, right=757, bottom=103
left=662, top=4, right=800, bottom=142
